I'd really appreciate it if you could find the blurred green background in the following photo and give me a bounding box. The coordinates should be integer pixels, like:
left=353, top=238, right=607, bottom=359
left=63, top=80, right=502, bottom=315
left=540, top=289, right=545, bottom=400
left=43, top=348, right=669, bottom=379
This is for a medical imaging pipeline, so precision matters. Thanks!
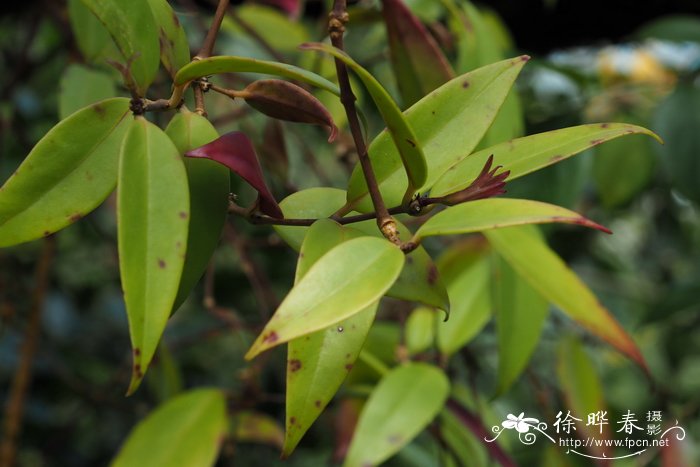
left=1, top=1, right=699, bottom=465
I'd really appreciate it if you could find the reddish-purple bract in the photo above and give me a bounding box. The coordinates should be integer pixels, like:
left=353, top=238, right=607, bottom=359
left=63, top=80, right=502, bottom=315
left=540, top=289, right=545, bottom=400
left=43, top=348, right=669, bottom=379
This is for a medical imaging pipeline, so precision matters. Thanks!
left=186, top=132, right=284, bottom=218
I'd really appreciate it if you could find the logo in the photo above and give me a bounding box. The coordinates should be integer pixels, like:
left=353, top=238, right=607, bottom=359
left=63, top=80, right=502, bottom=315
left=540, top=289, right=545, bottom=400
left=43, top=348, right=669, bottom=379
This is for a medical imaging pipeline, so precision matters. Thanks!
left=485, top=410, right=686, bottom=460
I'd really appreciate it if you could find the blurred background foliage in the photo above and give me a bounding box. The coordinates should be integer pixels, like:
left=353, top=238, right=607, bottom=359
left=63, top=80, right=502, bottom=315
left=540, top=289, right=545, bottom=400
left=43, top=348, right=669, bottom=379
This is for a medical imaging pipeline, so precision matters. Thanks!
left=1, top=0, right=700, bottom=466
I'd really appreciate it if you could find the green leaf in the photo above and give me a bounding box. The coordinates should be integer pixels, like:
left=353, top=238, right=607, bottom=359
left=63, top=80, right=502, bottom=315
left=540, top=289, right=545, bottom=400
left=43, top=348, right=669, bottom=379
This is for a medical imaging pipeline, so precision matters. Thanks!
left=484, top=225, right=647, bottom=370
left=343, top=363, right=449, bottom=467
left=146, top=343, right=183, bottom=403
left=431, top=123, right=662, bottom=199
left=245, top=236, right=404, bottom=359
left=111, top=389, right=227, bottom=467
left=165, top=110, right=230, bottom=311
left=231, top=411, right=285, bottom=449
left=654, top=82, right=700, bottom=204
left=350, top=222, right=450, bottom=313
left=275, top=188, right=449, bottom=311
left=414, top=198, right=611, bottom=242
left=221, top=5, right=309, bottom=53
left=59, top=64, right=116, bottom=119
left=68, top=0, right=121, bottom=64
left=284, top=220, right=378, bottom=457
left=437, top=252, right=491, bottom=356
left=118, top=117, right=190, bottom=394
left=557, top=337, right=611, bottom=457
left=147, top=0, right=191, bottom=77
left=0, top=98, right=130, bottom=247
left=593, top=122, right=656, bottom=208
left=81, top=0, right=160, bottom=96
left=405, top=307, right=437, bottom=355
left=301, top=42, right=427, bottom=197
left=382, top=0, right=454, bottom=107
left=346, top=56, right=529, bottom=212
left=491, top=255, right=548, bottom=396
left=174, top=56, right=340, bottom=95
left=274, top=187, right=353, bottom=251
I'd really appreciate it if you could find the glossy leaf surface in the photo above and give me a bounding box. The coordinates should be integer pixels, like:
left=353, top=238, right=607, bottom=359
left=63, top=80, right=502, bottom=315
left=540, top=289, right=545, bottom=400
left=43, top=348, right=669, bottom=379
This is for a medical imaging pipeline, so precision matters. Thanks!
left=405, top=307, right=437, bottom=355
left=275, top=188, right=449, bottom=311
left=431, top=123, right=662, bottom=198
left=0, top=98, right=130, bottom=247
left=344, top=363, right=449, bottom=467
left=165, top=111, right=230, bottom=311
left=68, top=0, right=120, bottom=63
left=118, top=117, right=190, bottom=394
left=382, top=0, right=454, bottom=106
left=301, top=42, right=428, bottom=194
left=274, top=188, right=353, bottom=250
left=147, top=0, right=190, bottom=77
left=415, top=198, right=611, bottom=241
left=437, top=252, right=491, bottom=356
left=346, top=56, right=528, bottom=212
left=491, top=255, right=548, bottom=396
left=284, top=220, right=378, bottom=456
left=186, top=131, right=282, bottom=218
left=484, top=225, right=647, bottom=369
left=81, top=0, right=160, bottom=95
left=59, top=64, right=116, bottom=119
left=245, top=236, right=404, bottom=359
left=174, top=55, right=340, bottom=95
left=242, top=79, right=337, bottom=141
left=112, top=389, right=226, bottom=467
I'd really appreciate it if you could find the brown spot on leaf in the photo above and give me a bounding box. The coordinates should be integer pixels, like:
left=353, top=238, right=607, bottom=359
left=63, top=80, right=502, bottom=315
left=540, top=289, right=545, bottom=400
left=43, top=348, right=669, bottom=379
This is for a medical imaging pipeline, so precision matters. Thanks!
left=43, top=231, right=51, bottom=237
left=431, top=110, right=436, bottom=115
left=406, top=256, right=414, bottom=265
left=406, top=139, right=416, bottom=148
left=263, top=331, right=279, bottom=344
left=69, top=213, right=82, bottom=222
left=601, top=123, right=610, bottom=128
left=462, top=81, right=470, bottom=88
left=427, top=264, right=438, bottom=285
left=134, top=348, right=141, bottom=356
left=289, top=359, right=302, bottom=372
left=590, top=139, right=604, bottom=146
left=93, top=104, right=105, bottom=116
left=314, top=400, right=321, bottom=408
left=172, top=11, right=181, bottom=26
left=388, top=434, right=403, bottom=444
left=158, top=259, right=166, bottom=269
left=179, top=211, right=188, bottom=219
left=345, top=363, right=354, bottom=371
left=550, top=155, right=564, bottom=163
left=85, top=172, right=94, bottom=181
left=290, top=416, right=297, bottom=425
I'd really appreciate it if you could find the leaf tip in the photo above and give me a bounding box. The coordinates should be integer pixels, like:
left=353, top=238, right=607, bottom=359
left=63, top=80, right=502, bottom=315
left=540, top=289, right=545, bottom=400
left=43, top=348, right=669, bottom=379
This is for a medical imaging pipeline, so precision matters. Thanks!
left=327, top=124, right=339, bottom=142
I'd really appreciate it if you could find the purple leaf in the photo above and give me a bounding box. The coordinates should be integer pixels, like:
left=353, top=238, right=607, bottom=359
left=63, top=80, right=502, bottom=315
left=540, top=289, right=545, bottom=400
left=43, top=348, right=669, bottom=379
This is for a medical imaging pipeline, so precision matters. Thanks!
left=186, top=132, right=284, bottom=218
left=382, top=0, right=454, bottom=106
left=241, top=79, right=338, bottom=142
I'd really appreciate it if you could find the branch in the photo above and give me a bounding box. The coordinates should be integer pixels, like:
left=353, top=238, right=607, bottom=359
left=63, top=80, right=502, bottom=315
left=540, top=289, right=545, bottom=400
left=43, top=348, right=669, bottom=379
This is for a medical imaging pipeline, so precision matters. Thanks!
left=195, top=0, right=230, bottom=60
left=0, top=237, right=55, bottom=467
left=328, top=0, right=399, bottom=244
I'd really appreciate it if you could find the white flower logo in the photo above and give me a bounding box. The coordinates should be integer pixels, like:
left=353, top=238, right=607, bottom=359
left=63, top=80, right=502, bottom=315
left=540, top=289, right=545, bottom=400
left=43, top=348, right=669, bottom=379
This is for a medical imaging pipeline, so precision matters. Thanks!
left=502, top=413, right=540, bottom=433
